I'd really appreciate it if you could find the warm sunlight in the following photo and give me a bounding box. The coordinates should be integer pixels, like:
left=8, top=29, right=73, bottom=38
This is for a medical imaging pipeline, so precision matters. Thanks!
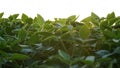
left=0, top=0, right=120, bottom=20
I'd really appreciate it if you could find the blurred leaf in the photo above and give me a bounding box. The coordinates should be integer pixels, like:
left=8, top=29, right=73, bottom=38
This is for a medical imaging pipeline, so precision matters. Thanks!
left=0, top=12, right=4, bottom=18
left=35, top=14, right=45, bottom=24
left=79, top=25, right=90, bottom=40
left=21, top=48, right=33, bottom=54
left=11, top=53, right=29, bottom=60
left=103, top=30, right=115, bottom=38
left=71, top=57, right=85, bottom=64
left=58, top=50, right=70, bottom=61
left=0, top=50, right=8, bottom=57
left=9, top=14, right=19, bottom=20
left=27, top=33, right=39, bottom=45
left=113, top=47, right=120, bottom=54
left=18, top=29, right=26, bottom=41
left=91, top=12, right=100, bottom=26
left=67, top=15, right=78, bottom=22
left=107, top=12, right=115, bottom=19
left=95, top=50, right=110, bottom=57
left=81, top=16, right=91, bottom=22
left=21, top=13, right=29, bottom=22
left=97, top=58, right=112, bottom=63
left=39, top=32, right=53, bottom=36
left=84, top=56, right=95, bottom=64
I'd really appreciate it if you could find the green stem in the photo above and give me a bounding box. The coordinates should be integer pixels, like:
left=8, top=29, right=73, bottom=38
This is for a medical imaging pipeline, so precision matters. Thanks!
left=60, top=39, right=67, bottom=52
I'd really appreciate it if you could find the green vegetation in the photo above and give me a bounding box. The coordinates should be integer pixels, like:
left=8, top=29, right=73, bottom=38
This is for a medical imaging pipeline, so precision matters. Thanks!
left=0, top=12, right=120, bottom=68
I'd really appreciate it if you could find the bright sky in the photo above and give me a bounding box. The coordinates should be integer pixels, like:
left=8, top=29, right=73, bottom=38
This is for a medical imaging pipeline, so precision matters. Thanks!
left=0, top=0, right=120, bottom=21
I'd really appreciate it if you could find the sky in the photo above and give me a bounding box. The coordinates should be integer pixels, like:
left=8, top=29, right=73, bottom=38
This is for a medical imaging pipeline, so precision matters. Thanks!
left=0, top=0, right=120, bottom=21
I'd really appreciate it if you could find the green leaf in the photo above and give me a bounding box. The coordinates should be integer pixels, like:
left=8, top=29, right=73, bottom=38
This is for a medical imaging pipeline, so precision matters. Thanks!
left=0, top=12, right=4, bottom=18
left=0, top=50, right=8, bottom=57
left=107, top=12, right=115, bottom=19
left=9, top=14, right=19, bottom=20
left=35, top=14, right=45, bottom=24
left=81, top=16, right=91, bottom=22
left=21, top=13, right=29, bottom=22
left=91, top=12, right=100, bottom=26
left=100, top=20, right=109, bottom=30
left=27, top=33, right=39, bottom=45
left=58, top=50, right=70, bottom=61
left=18, top=29, right=26, bottom=41
left=103, top=30, right=115, bottom=38
left=113, top=47, right=120, bottom=54
left=67, top=15, right=78, bottom=22
left=79, top=25, right=90, bottom=40
left=11, top=53, right=29, bottom=60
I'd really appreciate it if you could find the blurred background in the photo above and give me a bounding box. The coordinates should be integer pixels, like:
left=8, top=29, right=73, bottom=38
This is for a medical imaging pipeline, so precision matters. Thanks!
left=0, top=0, right=120, bottom=21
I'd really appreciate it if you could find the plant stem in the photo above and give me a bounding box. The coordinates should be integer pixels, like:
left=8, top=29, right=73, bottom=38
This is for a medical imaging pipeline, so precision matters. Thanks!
left=60, top=39, right=67, bottom=52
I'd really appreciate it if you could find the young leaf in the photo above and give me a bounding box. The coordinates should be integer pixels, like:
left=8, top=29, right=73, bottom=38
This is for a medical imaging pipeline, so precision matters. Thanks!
left=58, top=50, right=70, bottom=61
left=79, top=25, right=90, bottom=40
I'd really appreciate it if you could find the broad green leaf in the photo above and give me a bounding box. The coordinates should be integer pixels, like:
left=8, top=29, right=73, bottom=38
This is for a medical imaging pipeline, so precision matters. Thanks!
left=107, top=12, right=115, bottom=19
left=9, top=14, right=19, bottom=20
left=91, top=12, right=99, bottom=19
left=21, top=13, right=29, bottom=22
left=103, top=30, right=115, bottom=38
left=0, top=12, right=4, bottom=18
left=11, top=53, right=29, bottom=60
left=55, top=18, right=67, bottom=26
left=100, top=20, right=109, bottom=30
left=27, top=33, right=39, bottom=45
left=79, top=25, right=90, bottom=40
left=58, top=50, right=70, bottom=61
left=67, top=15, right=78, bottom=22
left=81, top=16, right=91, bottom=22
left=18, top=29, right=26, bottom=41
left=35, top=14, right=45, bottom=24
left=108, top=18, right=116, bottom=26
left=91, top=12, right=100, bottom=26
